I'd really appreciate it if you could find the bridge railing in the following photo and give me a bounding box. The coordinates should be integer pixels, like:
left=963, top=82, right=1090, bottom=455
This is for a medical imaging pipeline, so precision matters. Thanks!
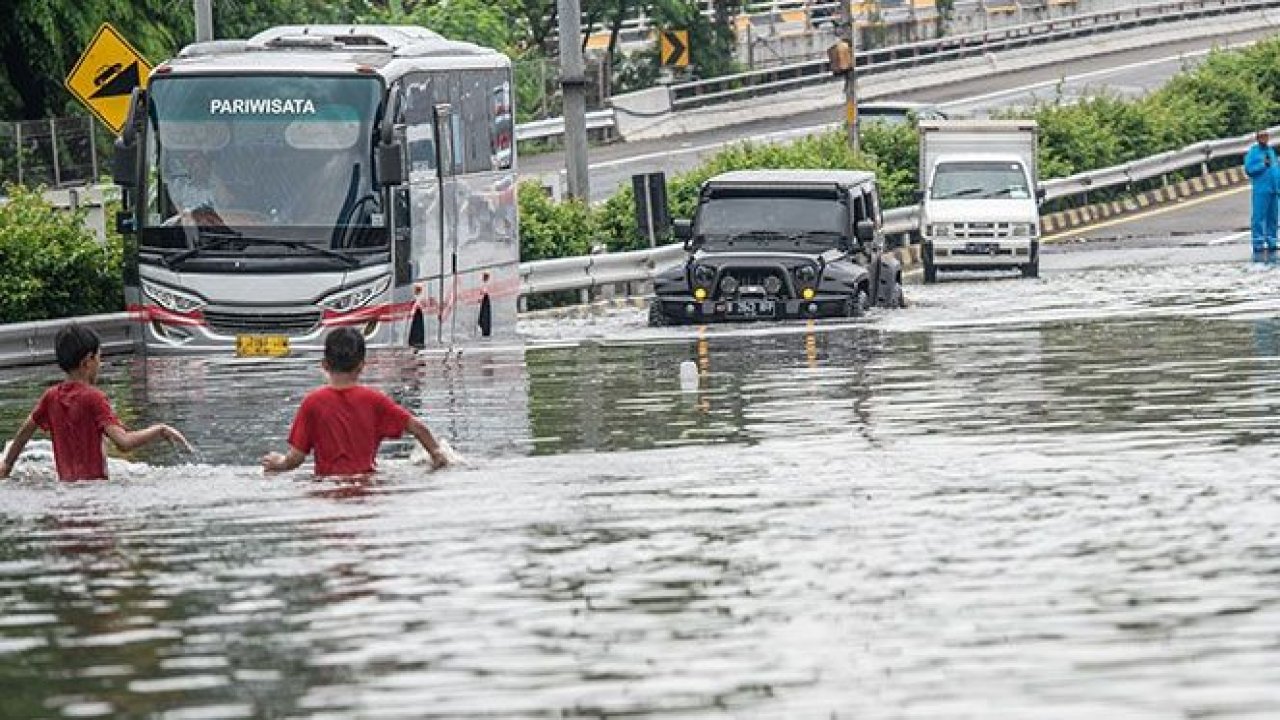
left=519, top=124, right=1266, bottom=301
left=515, top=0, right=1280, bottom=142
left=668, top=0, right=1277, bottom=111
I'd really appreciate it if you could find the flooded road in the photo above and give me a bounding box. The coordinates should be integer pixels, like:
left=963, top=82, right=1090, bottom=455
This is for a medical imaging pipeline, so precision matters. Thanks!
left=3, top=239, right=1280, bottom=718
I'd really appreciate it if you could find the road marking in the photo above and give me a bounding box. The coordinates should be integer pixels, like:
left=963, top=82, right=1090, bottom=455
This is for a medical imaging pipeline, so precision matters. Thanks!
left=1044, top=185, right=1248, bottom=241
left=937, top=47, right=1219, bottom=110
left=1210, top=230, right=1251, bottom=246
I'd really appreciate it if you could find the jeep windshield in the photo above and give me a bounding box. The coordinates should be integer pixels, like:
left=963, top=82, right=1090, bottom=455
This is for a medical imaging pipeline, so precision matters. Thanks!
left=695, top=195, right=849, bottom=252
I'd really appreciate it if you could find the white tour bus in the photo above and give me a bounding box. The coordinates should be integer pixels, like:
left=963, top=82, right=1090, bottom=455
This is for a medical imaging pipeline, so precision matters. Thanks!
left=113, top=25, right=519, bottom=355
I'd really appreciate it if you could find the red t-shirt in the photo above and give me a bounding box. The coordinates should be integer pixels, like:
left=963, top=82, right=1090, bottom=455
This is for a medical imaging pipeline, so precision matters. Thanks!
left=31, top=381, right=122, bottom=481
left=287, top=385, right=413, bottom=476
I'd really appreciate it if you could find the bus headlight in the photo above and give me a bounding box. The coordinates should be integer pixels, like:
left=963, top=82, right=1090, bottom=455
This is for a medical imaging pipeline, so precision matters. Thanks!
left=928, top=223, right=951, bottom=237
left=319, top=275, right=391, bottom=313
left=142, top=280, right=206, bottom=313
left=1011, top=223, right=1035, bottom=237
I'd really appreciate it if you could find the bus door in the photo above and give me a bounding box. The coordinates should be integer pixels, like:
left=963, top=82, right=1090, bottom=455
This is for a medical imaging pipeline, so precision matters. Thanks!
left=433, top=103, right=459, bottom=345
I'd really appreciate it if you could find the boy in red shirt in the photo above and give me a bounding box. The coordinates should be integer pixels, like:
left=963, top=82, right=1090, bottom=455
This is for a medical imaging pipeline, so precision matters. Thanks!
left=0, top=324, right=190, bottom=481
left=261, top=327, right=450, bottom=475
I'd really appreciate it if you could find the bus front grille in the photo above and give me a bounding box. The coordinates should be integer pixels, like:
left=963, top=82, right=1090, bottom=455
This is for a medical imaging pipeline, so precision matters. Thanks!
left=204, top=309, right=322, bottom=336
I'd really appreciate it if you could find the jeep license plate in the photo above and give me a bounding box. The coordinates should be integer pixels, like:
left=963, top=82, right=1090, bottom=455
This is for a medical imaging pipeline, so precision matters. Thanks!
left=964, top=242, right=997, bottom=254
left=729, top=300, right=775, bottom=317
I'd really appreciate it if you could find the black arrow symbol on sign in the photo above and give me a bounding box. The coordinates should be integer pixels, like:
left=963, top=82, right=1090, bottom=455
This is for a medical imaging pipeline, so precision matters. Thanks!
left=663, top=31, right=686, bottom=66
left=89, top=62, right=141, bottom=100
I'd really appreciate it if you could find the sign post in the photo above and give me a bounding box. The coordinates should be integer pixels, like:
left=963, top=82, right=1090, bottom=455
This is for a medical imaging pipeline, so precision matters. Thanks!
left=64, top=24, right=152, bottom=135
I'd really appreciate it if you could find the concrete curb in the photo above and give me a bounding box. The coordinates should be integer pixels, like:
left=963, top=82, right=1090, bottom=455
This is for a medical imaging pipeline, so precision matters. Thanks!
left=1041, top=166, right=1247, bottom=237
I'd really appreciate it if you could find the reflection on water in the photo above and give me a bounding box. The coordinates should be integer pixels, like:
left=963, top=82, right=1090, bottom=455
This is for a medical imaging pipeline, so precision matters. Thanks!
left=3, top=258, right=1280, bottom=717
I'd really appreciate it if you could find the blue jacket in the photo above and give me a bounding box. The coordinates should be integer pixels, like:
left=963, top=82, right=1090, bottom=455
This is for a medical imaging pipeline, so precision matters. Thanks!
left=1244, top=143, right=1279, bottom=193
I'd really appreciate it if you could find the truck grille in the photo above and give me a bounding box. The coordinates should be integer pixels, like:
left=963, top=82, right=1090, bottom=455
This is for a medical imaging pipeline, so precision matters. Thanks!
left=952, top=222, right=1016, bottom=239
left=203, top=308, right=322, bottom=336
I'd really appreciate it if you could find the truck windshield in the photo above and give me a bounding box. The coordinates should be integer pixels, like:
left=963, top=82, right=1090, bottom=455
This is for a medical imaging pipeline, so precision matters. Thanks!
left=142, top=75, right=384, bottom=251
left=931, top=161, right=1030, bottom=200
left=697, top=196, right=847, bottom=250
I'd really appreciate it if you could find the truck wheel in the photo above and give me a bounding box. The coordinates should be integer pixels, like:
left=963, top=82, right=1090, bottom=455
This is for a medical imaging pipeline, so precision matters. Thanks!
left=648, top=302, right=669, bottom=327
left=923, top=244, right=938, bottom=284
left=1022, top=253, right=1039, bottom=279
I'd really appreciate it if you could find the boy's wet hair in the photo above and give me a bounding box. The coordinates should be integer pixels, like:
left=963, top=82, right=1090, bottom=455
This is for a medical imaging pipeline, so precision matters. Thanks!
left=324, top=327, right=366, bottom=373
left=54, top=324, right=101, bottom=373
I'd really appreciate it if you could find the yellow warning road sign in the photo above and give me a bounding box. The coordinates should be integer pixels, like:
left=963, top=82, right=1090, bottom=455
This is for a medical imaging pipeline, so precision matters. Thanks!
left=660, top=30, right=690, bottom=67
left=64, top=23, right=152, bottom=135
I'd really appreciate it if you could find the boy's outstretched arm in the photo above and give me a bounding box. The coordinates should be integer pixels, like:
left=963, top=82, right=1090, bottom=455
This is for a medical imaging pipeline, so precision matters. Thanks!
left=262, top=447, right=306, bottom=473
left=1, top=416, right=40, bottom=478
left=407, top=417, right=449, bottom=469
left=105, top=423, right=192, bottom=453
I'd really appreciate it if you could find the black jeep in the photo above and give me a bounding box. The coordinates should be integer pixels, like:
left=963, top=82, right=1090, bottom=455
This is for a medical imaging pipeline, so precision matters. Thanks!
left=649, top=170, right=904, bottom=326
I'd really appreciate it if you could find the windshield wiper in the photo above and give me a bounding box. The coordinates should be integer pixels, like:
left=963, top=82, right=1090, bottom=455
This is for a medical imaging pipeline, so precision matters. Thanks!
left=163, top=231, right=359, bottom=268
left=161, top=230, right=240, bottom=268
left=938, top=187, right=986, bottom=199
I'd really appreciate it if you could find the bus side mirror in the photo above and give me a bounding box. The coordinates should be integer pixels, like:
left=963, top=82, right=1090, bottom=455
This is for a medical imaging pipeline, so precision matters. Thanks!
left=673, top=219, right=692, bottom=240
left=112, top=138, right=137, bottom=188
left=913, top=189, right=925, bottom=203
left=1036, top=187, right=1047, bottom=203
left=377, top=141, right=405, bottom=186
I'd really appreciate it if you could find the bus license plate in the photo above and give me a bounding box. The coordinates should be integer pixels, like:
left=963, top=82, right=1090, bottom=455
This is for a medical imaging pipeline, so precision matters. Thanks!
left=964, top=242, right=997, bottom=254
left=236, top=335, right=290, bottom=358
left=730, top=300, right=775, bottom=317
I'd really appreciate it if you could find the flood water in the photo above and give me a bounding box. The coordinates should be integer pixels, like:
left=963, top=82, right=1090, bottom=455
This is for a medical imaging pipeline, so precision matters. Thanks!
left=3, top=246, right=1280, bottom=718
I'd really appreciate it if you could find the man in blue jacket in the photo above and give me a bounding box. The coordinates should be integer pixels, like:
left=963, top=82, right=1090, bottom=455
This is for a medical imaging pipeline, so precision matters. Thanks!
left=1244, top=129, right=1279, bottom=259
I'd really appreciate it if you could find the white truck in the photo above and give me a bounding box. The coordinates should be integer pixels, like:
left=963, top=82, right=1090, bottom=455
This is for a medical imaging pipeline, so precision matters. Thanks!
left=917, top=119, right=1043, bottom=283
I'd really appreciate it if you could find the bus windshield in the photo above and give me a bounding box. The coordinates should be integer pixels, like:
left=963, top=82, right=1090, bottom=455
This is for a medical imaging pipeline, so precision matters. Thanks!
left=143, top=75, right=385, bottom=249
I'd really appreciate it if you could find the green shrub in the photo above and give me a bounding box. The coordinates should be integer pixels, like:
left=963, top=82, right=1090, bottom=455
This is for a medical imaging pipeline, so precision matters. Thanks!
left=0, top=184, right=122, bottom=323
left=518, top=181, right=597, bottom=261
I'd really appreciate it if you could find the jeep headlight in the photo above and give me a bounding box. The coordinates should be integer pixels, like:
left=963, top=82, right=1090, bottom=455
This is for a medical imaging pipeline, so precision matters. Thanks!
left=1011, top=223, right=1035, bottom=237
left=928, top=223, right=951, bottom=237
left=142, top=280, right=206, bottom=313
left=692, top=264, right=716, bottom=287
left=319, top=275, right=391, bottom=313
left=794, top=264, right=818, bottom=285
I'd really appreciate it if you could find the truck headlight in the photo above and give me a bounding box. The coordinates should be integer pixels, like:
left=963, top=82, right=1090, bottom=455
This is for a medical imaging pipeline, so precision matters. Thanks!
left=142, top=280, right=206, bottom=313
left=1011, top=223, right=1035, bottom=237
left=928, top=223, right=951, bottom=237
left=319, top=275, right=391, bottom=313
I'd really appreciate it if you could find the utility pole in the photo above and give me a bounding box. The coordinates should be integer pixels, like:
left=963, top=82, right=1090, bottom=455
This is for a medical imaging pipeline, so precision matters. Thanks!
left=557, top=0, right=590, bottom=201
left=194, top=0, right=214, bottom=42
left=838, top=0, right=858, bottom=152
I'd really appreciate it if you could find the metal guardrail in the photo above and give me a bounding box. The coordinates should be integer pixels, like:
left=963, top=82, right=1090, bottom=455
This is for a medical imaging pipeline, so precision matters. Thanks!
left=520, top=124, right=1269, bottom=298
left=668, top=0, right=1280, bottom=110
left=515, top=110, right=618, bottom=142
left=0, top=312, right=135, bottom=368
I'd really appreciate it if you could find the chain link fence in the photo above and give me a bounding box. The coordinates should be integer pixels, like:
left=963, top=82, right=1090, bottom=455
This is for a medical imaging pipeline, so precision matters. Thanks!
left=0, top=117, right=110, bottom=193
